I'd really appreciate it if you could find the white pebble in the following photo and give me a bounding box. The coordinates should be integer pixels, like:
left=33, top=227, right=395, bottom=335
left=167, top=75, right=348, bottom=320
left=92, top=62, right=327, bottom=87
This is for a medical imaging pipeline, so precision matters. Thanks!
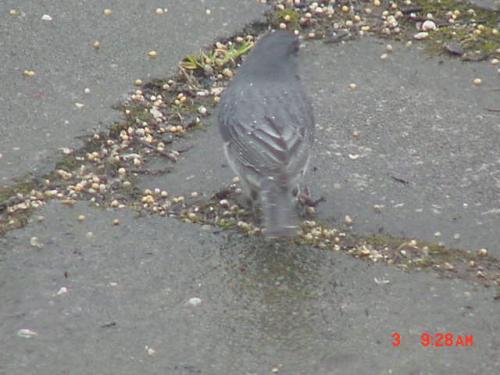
left=56, top=286, right=68, bottom=296
left=41, top=14, right=52, bottom=21
left=472, top=78, right=482, bottom=86
left=380, top=53, right=388, bottom=60
left=187, top=297, right=202, bottom=306
left=421, top=20, right=436, bottom=31
left=155, top=8, right=164, bottom=15
left=17, top=329, right=38, bottom=338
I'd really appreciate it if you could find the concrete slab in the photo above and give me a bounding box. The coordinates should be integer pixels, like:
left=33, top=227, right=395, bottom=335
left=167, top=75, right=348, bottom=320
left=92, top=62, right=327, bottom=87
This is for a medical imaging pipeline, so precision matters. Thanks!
left=0, top=0, right=267, bottom=183
left=0, top=201, right=498, bottom=374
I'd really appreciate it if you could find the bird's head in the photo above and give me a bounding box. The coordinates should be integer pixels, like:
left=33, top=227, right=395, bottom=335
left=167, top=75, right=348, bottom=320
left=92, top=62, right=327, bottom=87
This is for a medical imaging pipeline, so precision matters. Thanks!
left=238, top=30, right=300, bottom=79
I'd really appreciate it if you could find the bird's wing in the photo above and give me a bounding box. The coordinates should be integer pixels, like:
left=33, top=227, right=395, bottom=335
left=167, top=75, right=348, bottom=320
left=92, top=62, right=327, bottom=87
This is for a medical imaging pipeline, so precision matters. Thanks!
left=218, top=80, right=314, bottom=183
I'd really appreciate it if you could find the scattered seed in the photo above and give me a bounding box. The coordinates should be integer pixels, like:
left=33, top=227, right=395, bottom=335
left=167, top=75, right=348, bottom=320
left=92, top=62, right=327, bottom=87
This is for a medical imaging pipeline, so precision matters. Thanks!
left=421, top=20, right=436, bottom=31
left=344, top=215, right=353, bottom=225
left=380, top=53, right=388, bottom=60
left=78, top=215, right=86, bottom=221
left=93, top=40, right=101, bottom=49
left=145, top=346, right=156, bottom=356
left=23, top=70, right=36, bottom=78
left=444, top=262, right=454, bottom=270
left=112, top=219, right=120, bottom=225
left=155, top=8, right=164, bottom=15
left=30, top=237, right=43, bottom=248
left=413, top=32, right=429, bottom=40
left=349, top=83, right=357, bottom=90
left=472, top=78, right=482, bottom=86
left=103, top=9, right=112, bottom=16
left=477, top=248, right=488, bottom=256
left=148, top=50, right=158, bottom=58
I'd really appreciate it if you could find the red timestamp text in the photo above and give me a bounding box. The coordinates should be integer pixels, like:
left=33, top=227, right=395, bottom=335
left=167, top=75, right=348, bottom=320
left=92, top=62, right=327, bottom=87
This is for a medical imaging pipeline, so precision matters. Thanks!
left=391, top=332, right=474, bottom=348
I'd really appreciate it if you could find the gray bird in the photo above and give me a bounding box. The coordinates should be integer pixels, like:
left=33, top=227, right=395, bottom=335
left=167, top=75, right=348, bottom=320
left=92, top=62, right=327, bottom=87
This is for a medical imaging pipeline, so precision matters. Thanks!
left=218, top=30, right=315, bottom=237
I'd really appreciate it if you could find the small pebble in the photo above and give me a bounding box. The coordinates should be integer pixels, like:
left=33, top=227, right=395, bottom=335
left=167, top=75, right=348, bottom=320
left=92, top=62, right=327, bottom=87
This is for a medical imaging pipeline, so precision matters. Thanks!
left=41, top=14, right=52, bottom=21
left=380, top=53, right=388, bottom=60
left=56, top=287, right=68, bottom=296
left=103, top=9, right=112, bottom=16
left=155, top=8, right=164, bottom=15
left=93, top=40, right=101, bottom=49
left=148, top=50, right=158, bottom=58
left=349, top=83, right=357, bottom=90
left=84, top=88, right=90, bottom=94
left=386, top=44, right=393, bottom=52
left=78, top=214, right=86, bottom=221
left=187, top=297, right=202, bottom=306
left=112, top=219, right=120, bottom=225
left=205, top=9, right=211, bottom=15
left=472, top=78, right=482, bottom=86
left=9, top=9, right=19, bottom=16
left=344, top=215, right=353, bottom=225
left=134, top=79, right=143, bottom=86
left=17, top=329, right=38, bottom=338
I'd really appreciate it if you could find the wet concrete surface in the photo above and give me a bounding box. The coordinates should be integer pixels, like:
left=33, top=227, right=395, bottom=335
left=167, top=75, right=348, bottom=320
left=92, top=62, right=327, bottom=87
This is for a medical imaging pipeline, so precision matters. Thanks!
left=1, top=201, right=498, bottom=374
left=0, top=0, right=267, bottom=183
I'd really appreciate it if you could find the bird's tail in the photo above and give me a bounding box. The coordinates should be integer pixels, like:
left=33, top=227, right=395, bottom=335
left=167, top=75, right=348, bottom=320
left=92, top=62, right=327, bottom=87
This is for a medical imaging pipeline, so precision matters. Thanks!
left=261, top=180, right=298, bottom=238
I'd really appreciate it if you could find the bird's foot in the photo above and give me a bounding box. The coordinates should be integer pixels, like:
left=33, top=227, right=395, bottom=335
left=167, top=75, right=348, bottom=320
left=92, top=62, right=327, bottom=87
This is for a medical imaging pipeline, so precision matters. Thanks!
left=295, top=186, right=325, bottom=218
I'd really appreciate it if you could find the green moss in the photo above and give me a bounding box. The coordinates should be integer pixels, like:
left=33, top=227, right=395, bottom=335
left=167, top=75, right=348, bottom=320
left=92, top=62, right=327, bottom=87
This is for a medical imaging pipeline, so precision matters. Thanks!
left=409, top=0, right=500, bottom=58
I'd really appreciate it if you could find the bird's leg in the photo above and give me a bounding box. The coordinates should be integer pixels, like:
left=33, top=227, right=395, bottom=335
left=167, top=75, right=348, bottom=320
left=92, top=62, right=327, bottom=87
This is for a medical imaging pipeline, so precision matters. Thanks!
left=246, top=188, right=262, bottom=224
